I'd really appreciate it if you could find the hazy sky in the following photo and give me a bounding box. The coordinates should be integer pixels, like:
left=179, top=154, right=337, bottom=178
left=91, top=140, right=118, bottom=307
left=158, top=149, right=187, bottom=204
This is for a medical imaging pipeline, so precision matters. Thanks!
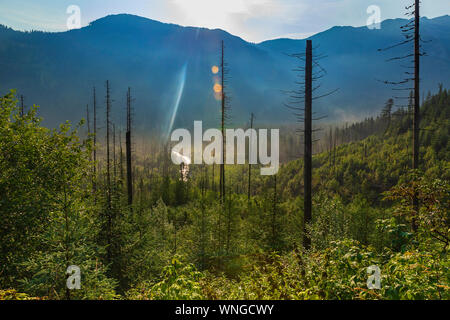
left=0, top=0, right=449, bottom=42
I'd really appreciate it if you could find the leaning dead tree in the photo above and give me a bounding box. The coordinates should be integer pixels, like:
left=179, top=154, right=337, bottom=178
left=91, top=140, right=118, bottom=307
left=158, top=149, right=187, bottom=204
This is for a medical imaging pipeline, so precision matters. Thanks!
left=378, top=0, right=424, bottom=231
left=284, top=40, right=337, bottom=250
left=126, top=87, right=133, bottom=207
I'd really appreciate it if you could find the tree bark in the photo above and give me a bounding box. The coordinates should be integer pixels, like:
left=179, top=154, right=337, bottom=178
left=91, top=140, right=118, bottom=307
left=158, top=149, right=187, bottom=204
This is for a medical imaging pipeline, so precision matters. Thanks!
left=303, top=40, right=312, bottom=250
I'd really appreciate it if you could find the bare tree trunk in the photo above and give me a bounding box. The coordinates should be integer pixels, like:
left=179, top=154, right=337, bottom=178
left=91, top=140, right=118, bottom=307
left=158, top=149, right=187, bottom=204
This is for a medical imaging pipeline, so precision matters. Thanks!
left=106, top=81, right=112, bottom=210
left=225, top=205, right=231, bottom=255
left=220, top=40, right=226, bottom=204
left=113, top=123, right=117, bottom=184
left=86, top=104, right=92, bottom=164
left=200, top=165, right=206, bottom=270
left=333, top=127, right=338, bottom=169
left=119, top=130, right=124, bottom=183
left=86, top=104, right=91, bottom=134
left=328, top=127, right=333, bottom=166
left=212, top=162, right=215, bottom=192
left=217, top=41, right=226, bottom=267
left=412, top=0, right=420, bottom=232
left=248, top=113, right=254, bottom=201
left=126, top=87, right=133, bottom=207
left=105, top=80, right=112, bottom=263
left=303, top=40, right=312, bottom=250
left=63, top=187, right=71, bottom=300
left=93, top=87, right=97, bottom=198
left=272, top=174, right=277, bottom=248
left=20, top=95, right=24, bottom=117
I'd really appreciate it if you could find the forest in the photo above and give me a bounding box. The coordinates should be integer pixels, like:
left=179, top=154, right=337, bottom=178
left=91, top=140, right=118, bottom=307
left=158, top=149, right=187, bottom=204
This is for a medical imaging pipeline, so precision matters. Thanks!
left=0, top=1, right=449, bottom=301
left=0, top=84, right=448, bottom=300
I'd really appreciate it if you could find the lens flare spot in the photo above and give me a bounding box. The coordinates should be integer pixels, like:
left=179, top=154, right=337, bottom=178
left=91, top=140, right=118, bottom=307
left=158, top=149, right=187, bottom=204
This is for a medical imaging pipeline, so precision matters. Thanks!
left=213, top=83, right=222, bottom=93
left=211, top=66, right=219, bottom=74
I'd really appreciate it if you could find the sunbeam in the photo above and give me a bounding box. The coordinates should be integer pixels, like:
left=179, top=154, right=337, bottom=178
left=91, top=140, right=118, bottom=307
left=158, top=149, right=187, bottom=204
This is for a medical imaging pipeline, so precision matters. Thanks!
left=167, top=62, right=188, bottom=141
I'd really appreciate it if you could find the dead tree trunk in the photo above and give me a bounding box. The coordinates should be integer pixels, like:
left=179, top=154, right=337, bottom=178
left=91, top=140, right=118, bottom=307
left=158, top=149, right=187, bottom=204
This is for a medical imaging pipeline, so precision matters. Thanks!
left=86, top=104, right=92, bottom=164
left=200, top=165, right=207, bottom=270
left=377, top=1, right=422, bottom=232
left=106, top=81, right=112, bottom=210
left=328, top=127, right=333, bottom=166
left=105, top=80, right=112, bottom=263
left=113, top=123, right=117, bottom=184
left=126, top=87, right=133, bottom=207
left=212, top=162, right=216, bottom=192
left=93, top=87, right=97, bottom=197
left=412, top=0, right=420, bottom=232
left=333, top=127, right=338, bottom=169
left=248, top=113, right=254, bottom=201
left=86, top=104, right=91, bottom=135
left=272, top=174, right=277, bottom=248
left=303, top=40, right=312, bottom=250
left=20, top=95, right=24, bottom=117
left=220, top=40, right=226, bottom=204
left=119, top=130, right=124, bottom=183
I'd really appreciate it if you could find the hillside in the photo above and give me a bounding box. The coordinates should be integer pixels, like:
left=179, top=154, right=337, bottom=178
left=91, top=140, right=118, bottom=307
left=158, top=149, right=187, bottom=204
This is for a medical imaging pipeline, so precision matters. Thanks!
left=1, top=86, right=448, bottom=300
left=276, top=87, right=450, bottom=203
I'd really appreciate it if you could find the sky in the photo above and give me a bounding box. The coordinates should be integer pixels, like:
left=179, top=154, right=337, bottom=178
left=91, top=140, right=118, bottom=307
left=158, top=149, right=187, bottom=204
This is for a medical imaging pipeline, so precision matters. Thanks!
left=0, top=0, right=449, bottom=42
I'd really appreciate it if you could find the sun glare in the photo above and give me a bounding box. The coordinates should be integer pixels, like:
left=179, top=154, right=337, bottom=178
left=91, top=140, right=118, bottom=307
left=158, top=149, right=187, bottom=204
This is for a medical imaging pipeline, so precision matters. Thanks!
left=172, top=0, right=247, bottom=28
left=213, top=83, right=222, bottom=93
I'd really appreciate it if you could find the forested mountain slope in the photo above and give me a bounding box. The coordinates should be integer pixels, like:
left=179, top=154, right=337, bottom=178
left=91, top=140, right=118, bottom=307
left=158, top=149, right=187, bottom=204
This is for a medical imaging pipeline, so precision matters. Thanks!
left=277, top=87, right=450, bottom=203
left=0, top=88, right=448, bottom=300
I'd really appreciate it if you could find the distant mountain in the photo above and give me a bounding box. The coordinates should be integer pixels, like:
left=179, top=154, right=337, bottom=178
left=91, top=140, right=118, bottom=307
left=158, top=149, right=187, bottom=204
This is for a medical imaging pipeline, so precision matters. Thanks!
left=0, top=14, right=449, bottom=133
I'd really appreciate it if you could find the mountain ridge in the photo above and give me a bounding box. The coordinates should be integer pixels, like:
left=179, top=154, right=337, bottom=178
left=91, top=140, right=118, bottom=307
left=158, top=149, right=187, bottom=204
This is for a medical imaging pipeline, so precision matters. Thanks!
left=3, top=13, right=450, bottom=41
left=0, top=14, right=449, bottom=133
